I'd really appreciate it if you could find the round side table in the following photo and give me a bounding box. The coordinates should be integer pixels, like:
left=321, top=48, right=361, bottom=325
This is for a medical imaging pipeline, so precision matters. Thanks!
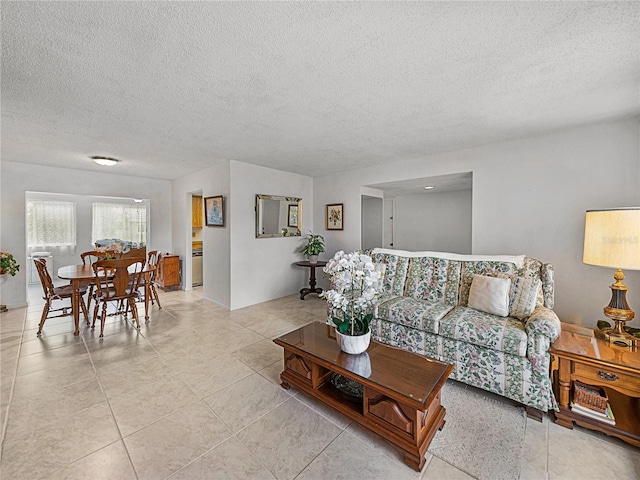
left=295, top=260, right=327, bottom=299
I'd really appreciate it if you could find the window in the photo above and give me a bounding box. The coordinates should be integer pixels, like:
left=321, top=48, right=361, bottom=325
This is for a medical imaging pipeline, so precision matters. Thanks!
left=26, top=200, right=77, bottom=248
left=92, top=203, right=147, bottom=244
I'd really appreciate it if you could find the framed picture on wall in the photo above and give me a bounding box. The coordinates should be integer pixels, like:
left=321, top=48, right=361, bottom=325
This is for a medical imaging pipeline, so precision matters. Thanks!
left=287, top=204, right=299, bottom=228
left=326, top=203, right=343, bottom=230
left=205, top=195, right=224, bottom=227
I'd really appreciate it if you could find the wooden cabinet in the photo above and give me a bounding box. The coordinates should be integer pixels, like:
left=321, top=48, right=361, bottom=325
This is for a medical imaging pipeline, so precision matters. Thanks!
left=156, top=254, right=180, bottom=291
left=192, top=196, right=203, bottom=228
left=550, top=329, right=640, bottom=448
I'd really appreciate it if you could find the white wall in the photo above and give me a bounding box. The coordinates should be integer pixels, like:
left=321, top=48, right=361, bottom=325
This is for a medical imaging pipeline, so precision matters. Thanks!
left=313, top=117, right=640, bottom=327
left=392, top=189, right=472, bottom=253
left=171, top=160, right=313, bottom=309
left=229, top=161, right=313, bottom=309
left=0, top=161, right=172, bottom=309
left=172, top=160, right=231, bottom=307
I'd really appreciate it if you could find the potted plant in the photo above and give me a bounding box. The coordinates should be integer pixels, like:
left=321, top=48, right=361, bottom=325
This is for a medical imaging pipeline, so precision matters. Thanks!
left=0, top=252, right=20, bottom=276
left=321, top=250, right=383, bottom=354
left=300, top=231, right=325, bottom=264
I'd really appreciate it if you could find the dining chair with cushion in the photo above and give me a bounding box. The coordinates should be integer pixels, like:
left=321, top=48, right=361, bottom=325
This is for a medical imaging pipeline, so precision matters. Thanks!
left=91, top=258, right=144, bottom=337
left=34, top=258, right=89, bottom=336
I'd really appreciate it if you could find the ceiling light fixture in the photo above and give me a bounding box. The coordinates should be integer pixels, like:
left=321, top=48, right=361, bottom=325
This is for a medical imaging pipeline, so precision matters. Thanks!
left=424, top=186, right=435, bottom=190
left=91, top=156, right=119, bottom=166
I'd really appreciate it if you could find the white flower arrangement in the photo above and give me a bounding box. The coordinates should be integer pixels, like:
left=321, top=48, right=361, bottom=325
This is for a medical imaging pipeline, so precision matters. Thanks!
left=321, top=250, right=383, bottom=336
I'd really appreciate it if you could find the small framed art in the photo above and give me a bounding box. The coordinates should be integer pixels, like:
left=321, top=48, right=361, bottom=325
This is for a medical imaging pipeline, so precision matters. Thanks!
left=287, top=204, right=299, bottom=228
left=205, top=195, right=224, bottom=227
left=326, top=203, right=343, bottom=230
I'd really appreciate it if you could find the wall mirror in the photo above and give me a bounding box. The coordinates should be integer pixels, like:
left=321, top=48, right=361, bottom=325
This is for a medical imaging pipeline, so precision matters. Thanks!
left=256, top=194, right=302, bottom=238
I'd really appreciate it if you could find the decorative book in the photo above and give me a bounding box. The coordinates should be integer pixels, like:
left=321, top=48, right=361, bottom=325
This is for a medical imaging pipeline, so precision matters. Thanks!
left=570, top=402, right=616, bottom=425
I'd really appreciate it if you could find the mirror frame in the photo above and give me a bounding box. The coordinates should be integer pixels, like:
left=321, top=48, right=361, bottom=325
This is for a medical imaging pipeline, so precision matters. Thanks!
left=255, top=194, right=302, bottom=238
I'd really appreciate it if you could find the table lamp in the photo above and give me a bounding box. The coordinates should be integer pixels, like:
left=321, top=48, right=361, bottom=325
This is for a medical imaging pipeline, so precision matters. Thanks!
left=583, top=208, right=640, bottom=347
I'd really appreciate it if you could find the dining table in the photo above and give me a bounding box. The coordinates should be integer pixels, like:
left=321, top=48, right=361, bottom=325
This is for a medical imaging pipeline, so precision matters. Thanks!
left=58, top=263, right=155, bottom=336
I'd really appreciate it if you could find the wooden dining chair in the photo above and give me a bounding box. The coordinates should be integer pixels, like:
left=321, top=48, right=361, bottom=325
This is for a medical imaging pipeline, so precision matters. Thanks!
left=137, top=250, right=162, bottom=309
left=34, top=258, right=89, bottom=336
left=91, top=258, right=144, bottom=337
left=80, top=249, right=118, bottom=313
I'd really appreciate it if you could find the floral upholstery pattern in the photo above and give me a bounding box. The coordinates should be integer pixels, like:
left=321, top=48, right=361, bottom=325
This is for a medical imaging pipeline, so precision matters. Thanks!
left=496, top=273, right=543, bottom=319
left=458, top=260, right=520, bottom=307
left=369, top=252, right=410, bottom=296
left=377, top=297, right=454, bottom=334
left=440, top=306, right=528, bottom=357
left=371, top=317, right=558, bottom=411
left=404, top=257, right=461, bottom=306
left=525, top=306, right=561, bottom=349
left=335, top=250, right=561, bottom=412
left=540, top=264, right=555, bottom=309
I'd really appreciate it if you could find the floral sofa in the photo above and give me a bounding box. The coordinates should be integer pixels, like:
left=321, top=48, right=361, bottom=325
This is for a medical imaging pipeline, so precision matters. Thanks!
left=365, top=248, right=561, bottom=414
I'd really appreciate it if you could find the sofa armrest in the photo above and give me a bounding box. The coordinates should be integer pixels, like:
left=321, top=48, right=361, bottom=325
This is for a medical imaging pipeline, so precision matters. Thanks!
left=525, top=306, right=561, bottom=350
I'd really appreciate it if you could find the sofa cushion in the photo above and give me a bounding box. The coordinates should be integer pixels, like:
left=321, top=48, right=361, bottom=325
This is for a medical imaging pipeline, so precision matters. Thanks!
left=439, top=306, right=528, bottom=357
left=467, top=274, right=511, bottom=317
left=508, top=276, right=542, bottom=319
left=404, top=257, right=461, bottom=306
left=378, top=297, right=454, bottom=334
left=369, top=252, right=410, bottom=296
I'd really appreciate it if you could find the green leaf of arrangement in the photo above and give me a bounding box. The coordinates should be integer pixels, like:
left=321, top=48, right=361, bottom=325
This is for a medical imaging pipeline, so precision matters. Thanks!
left=332, top=317, right=342, bottom=327
left=338, top=322, right=350, bottom=333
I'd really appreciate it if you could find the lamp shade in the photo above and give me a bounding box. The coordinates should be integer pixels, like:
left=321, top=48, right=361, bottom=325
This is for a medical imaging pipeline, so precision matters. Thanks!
left=583, top=208, right=640, bottom=270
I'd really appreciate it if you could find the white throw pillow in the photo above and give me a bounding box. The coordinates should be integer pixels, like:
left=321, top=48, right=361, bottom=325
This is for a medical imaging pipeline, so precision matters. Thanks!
left=467, top=274, right=511, bottom=317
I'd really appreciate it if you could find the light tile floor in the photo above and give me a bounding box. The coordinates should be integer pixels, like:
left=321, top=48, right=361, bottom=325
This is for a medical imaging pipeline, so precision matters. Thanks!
left=1, top=287, right=639, bottom=479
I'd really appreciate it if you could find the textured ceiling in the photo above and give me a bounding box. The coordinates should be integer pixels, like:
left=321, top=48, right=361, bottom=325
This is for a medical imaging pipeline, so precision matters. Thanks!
left=1, top=2, right=639, bottom=181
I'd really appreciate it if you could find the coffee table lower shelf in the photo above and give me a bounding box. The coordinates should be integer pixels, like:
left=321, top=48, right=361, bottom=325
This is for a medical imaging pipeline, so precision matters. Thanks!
left=278, top=348, right=447, bottom=471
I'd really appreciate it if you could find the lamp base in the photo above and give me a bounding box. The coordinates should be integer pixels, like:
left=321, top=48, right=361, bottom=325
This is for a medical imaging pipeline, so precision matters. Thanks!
left=599, top=319, right=638, bottom=350
left=603, top=329, right=638, bottom=350
left=597, top=319, right=640, bottom=350
left=601, top=269, right=637, bottom=349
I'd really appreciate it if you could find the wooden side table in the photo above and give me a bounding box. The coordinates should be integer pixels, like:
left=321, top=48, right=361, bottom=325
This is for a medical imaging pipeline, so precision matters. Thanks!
left=550, top=328, right=640, bottom=447
left=295, top=260, right=327, bottom=300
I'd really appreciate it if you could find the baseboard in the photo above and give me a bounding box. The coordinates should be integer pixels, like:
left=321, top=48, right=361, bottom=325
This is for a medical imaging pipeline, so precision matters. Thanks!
left=1, top=301, right=28, bottom=310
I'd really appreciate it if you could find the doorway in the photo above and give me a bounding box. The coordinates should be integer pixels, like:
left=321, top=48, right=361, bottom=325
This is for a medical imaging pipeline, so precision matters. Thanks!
left=361, top=195, right=384, bottom=250
left=190, top=191, right=204, bottom=289
left=364, top=172, right=473, bottom=253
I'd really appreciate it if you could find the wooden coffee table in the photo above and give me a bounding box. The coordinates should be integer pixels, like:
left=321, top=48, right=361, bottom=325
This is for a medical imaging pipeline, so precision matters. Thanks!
left=274, top=322, right=452, bottom=471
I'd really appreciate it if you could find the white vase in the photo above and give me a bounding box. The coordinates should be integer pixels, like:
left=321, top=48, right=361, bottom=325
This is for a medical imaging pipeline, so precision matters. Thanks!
left=308, top=255, right=319, bottom=264
left=336, top=330, right=371, bottom=355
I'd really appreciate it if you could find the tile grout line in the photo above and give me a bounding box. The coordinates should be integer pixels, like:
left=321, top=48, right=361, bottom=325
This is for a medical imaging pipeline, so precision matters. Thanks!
left=81, top=333, right=141, bottom=480
left=545, top=414, right=550, bottom=479
left=113, top=363, right=277, bottom=478
left=291, top=430, right=346, bottom=480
